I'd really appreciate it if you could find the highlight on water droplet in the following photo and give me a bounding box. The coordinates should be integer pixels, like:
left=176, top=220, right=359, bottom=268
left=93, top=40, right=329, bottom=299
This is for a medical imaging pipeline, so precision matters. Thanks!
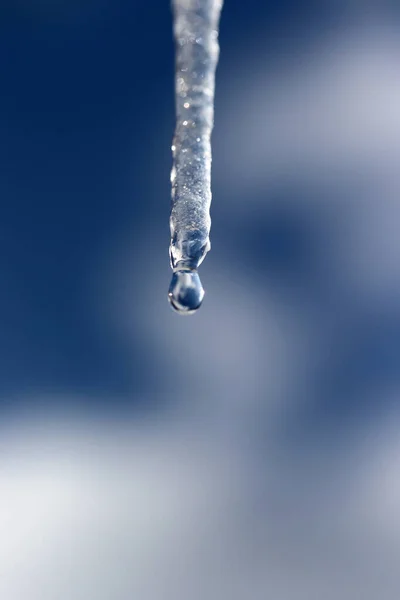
left=168, top=269, right=205, bottom=315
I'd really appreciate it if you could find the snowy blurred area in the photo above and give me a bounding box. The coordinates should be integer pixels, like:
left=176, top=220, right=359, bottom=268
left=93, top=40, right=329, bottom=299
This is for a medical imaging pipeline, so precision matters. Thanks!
left=0, top=1, right=400, bottom=598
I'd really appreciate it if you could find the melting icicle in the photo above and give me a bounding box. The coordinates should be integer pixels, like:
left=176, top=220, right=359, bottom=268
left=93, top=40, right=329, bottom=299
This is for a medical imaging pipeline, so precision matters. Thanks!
left=168, top=0, right=223, bottom=314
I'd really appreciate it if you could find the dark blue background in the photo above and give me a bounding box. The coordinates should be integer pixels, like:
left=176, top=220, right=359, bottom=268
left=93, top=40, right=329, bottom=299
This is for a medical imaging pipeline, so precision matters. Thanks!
left=0, top=0, right=399, bottom=431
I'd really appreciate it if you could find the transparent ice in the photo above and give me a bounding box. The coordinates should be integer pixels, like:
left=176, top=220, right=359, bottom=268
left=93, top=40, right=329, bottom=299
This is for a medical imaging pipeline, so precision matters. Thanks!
left=169, top=0, right=223, bottom=314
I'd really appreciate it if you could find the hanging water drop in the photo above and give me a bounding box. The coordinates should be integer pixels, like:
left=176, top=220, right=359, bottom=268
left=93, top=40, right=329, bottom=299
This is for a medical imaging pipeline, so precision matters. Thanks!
left=168, top=0, right=223, bottom=314
left=168, top=269, right=205, bottom=314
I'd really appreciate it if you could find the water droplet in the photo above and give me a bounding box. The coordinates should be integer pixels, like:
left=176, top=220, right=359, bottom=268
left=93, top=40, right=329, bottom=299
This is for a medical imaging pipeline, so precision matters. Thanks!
left=168, top=270, right=205, bottom=315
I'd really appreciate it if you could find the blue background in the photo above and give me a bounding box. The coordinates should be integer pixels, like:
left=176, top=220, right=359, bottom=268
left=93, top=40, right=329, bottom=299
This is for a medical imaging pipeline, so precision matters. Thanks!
left=0, top=0, right=399, bottom=433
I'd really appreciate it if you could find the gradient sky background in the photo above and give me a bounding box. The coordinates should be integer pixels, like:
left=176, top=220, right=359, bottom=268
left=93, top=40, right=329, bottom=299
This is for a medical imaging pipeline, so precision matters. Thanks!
left=1, top=1, right=400, bottom=598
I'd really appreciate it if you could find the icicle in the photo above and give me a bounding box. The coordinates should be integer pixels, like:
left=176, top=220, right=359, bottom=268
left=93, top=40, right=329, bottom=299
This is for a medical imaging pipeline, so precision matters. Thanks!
left=168, top=0, right=223, bottom=314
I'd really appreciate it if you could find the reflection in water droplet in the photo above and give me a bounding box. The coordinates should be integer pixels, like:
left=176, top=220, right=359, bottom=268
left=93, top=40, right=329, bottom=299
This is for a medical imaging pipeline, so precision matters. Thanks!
left=168, top=270, right=205, bottom=315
